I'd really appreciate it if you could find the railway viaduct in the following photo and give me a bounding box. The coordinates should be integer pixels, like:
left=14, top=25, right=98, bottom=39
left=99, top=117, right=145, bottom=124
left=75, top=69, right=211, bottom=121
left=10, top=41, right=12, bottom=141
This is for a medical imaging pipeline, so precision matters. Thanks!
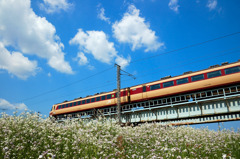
left=89, top=85, right=240, bottom=126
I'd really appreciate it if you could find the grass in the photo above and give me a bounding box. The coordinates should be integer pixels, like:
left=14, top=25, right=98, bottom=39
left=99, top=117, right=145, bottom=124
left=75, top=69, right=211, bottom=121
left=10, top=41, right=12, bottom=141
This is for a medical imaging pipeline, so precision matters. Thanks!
left=0, top=112, right=239, bottom=159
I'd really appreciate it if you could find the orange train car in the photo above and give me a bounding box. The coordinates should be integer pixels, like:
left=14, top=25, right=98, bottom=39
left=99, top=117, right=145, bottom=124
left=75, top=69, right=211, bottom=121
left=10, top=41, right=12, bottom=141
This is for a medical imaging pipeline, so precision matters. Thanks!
left=50, top=61, right=240, bottom=118
left=129, top=61, right=240, bottom=102
left=50, top=88, right=130, bottom=117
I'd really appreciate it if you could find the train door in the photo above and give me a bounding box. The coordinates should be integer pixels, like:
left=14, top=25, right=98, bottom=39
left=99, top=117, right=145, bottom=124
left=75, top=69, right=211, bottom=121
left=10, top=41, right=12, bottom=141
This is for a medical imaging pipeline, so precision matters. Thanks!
left=142, top=85, right=147, bottom=99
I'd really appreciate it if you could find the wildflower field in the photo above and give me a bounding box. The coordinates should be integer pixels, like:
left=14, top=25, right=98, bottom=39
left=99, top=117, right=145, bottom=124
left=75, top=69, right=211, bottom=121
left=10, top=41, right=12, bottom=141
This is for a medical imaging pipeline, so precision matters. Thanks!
left=0, top=113, right=239, bottom=159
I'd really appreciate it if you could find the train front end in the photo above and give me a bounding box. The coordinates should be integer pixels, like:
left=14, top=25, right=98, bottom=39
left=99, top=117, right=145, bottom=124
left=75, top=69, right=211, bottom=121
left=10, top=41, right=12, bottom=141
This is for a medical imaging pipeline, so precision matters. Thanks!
left=49, top=105, right=56, bottom=117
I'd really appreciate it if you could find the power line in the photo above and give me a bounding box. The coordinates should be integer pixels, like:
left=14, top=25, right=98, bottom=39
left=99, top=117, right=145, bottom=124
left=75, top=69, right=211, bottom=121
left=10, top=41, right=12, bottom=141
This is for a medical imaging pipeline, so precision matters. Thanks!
left=18, top=66, right=114, bottom=102
left=130, top=31, right=240, bottom=64
left=139, top=50, right=239, bottom=78
left=29, top=48, right=239, bottom=107
left=126, top=47, right=240, bottom=77
left=121, top=49, right=240, bottom=87
left=20, top=31, right=240, bottom=104
left=28, top=80, right=117, bottom=106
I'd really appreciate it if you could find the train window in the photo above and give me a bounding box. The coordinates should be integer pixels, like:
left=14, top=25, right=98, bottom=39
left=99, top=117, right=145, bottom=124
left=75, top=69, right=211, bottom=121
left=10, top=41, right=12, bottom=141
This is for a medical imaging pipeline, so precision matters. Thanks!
left=73, top=102, right=76, bottom=106
left=101, top=96, right=106, bottom=100
left=91, top=98, right=95, bottom=102
left=207, top=70, right=221, bottom=78
left=65, top=104, right=69, bottom=108
left=78, top=101, right=81, bottom=105
left=177, top=77, right=188, bottom=85
left=191, top=74, right=204, bottom=82
left=70, top=103, right=72, bottom=107
left=96, top=97, right=100, bottom=101
left=82, top=100, right=85, bottom=104
left=107, top=94, right=111, bottom=99
left=143, top=86, right=146, bottom=92
left=86, top=99, right=90, bottom=103
left=163, top=81, right=174, bottom=88
left=150, top=84, right=160, bottom=90
left=225, top=66, right=240, bottom=74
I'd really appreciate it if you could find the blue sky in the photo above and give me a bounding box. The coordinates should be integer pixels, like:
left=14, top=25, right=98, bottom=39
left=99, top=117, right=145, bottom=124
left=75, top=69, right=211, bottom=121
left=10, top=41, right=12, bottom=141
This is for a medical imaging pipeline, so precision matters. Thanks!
left=0, top=0, right=240, bottom=129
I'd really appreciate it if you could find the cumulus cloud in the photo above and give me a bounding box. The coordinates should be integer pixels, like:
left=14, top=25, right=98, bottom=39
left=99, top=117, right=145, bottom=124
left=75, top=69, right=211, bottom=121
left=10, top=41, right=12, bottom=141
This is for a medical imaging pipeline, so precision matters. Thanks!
left=0, top=43, right=39, bottom=80
left=0, top=0, right=73, bottom=76
left=115, top=55, right=131, bottom=69
left=168, top=0, right=180, bottom=13
left=97, top=7, right=111, bottom=24
left=76, top=52, right=88, bottom=65
left=0, top=98, right=27, bottom=111
left=40, top=0, right=73, bottom=14
left=70, top=29, right=117, bottom=64
left=207, top=0, right=217, bottom=11
left=112, top=5, right=164, bottom=52
left=70, top=29, right=131, bottom=68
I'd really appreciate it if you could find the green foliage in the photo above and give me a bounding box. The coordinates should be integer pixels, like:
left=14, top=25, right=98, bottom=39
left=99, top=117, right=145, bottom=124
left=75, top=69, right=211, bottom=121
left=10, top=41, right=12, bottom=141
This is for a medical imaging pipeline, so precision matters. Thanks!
left=0, top=112, right=239, bottom=159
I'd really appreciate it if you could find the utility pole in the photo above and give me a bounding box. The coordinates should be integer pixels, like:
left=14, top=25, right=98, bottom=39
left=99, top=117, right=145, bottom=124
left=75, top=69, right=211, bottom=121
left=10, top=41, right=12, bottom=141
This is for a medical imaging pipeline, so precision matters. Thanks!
left=116, top=64, right=121, bottom=124
left=115, top=64, right=136, bottom=125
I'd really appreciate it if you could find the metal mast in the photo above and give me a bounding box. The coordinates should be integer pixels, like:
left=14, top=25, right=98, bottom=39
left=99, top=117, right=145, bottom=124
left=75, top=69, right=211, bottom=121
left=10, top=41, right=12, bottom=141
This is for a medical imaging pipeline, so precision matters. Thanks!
left=115, top=64, right=136, bottom=124
left=116, top=64, right=121, bottom=124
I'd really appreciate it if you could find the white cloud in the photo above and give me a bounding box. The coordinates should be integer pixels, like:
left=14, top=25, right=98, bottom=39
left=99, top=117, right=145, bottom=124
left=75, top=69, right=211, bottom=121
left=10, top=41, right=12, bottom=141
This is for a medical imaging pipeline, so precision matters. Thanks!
left=115, top=55, right=131, bottom=69
left=0, top=43, right=39, bottom=80
left=207, top=0, right=217, bottom=11
left=0, top=0, right=73, bottom=75
left=70, top=29, right=117, bottom=64
left=40, top=0, right=73, bottom=14
left=97, top=7, right=111, bottom=24
left=112, top=5, right=164, bottom=52
left=77, top=52, right=88, bottom=65
left=168, top=0, right=180, bottom=13
left=0, top=98, right=27, bottom=111
left=70, top=29, right=131, bottom=68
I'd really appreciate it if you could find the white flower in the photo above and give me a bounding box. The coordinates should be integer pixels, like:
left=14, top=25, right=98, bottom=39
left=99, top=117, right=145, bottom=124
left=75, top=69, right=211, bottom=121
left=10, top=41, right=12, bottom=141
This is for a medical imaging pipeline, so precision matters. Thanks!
left=222, top=154, right=227, bottom=159
left=3, top=147, right=8, bottom=151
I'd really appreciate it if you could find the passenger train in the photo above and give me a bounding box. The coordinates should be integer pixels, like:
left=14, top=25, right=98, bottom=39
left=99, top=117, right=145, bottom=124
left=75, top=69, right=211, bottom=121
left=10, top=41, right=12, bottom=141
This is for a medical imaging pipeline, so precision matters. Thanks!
left=50, top=60, right=240, bottom=118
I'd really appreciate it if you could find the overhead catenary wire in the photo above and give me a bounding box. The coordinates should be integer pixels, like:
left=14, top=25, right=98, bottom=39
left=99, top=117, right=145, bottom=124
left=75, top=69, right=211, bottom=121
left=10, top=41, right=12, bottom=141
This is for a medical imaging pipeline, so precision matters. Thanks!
left=121, top=49, right=240, bottom=88
left=130, top=31, right=240, bottom=64
left=28, top=48, right=239, bottom=107
left=18, top=66, right=114, bottom=103
left=124, top=47, right=240, bottom=79
left=19, top=31, right=240, bottom=104
left=28, top=80, right=117, bottom=106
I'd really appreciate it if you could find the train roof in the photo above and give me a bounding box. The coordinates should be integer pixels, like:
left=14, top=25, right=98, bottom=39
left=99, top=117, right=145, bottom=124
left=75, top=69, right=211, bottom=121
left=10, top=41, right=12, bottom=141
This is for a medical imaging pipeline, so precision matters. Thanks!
left=130, top=60, right=240, bottom=88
